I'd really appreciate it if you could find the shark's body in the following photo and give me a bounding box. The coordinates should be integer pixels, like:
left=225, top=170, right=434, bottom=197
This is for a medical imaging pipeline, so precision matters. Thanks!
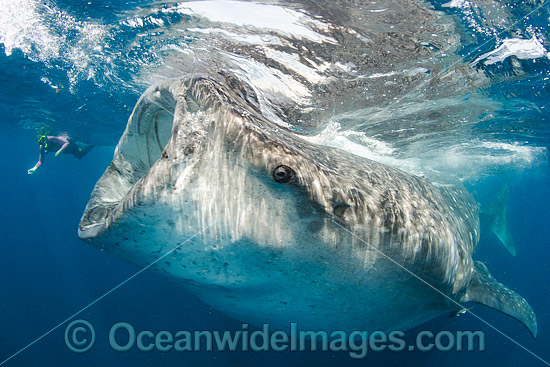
left=79, top=75, right=536, bottom=336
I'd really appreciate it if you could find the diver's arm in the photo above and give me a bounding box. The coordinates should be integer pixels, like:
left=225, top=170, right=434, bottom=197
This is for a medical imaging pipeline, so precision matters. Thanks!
left=55, top=137, right=70, bottom=157
left=28, top=145, right=45, bottom=175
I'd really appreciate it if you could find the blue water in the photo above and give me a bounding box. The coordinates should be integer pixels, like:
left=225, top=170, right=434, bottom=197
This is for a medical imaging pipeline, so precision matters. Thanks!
left=1, top=0, right=550, bottom=365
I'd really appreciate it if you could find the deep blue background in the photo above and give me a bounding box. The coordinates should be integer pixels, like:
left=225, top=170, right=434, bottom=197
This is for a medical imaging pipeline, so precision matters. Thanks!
left=1, top=0, right=549, bottom=365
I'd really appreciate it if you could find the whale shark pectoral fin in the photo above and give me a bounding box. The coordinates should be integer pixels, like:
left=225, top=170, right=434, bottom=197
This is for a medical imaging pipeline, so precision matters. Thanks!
left=485, top=184, right=516, bottom=256
left=461, top=261, right=537, bottom=338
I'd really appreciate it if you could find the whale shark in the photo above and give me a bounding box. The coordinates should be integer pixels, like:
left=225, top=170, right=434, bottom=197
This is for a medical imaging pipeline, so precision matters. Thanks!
left=79, top=74, right=536, bottom=337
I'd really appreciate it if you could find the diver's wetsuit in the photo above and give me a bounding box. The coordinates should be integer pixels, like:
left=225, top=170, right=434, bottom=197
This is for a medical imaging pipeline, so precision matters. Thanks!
left=33, top=135, right=93, bottom=169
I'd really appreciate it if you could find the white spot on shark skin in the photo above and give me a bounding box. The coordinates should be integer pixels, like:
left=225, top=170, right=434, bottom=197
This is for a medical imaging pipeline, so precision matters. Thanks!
left=473, top=36, right=549, bottom=66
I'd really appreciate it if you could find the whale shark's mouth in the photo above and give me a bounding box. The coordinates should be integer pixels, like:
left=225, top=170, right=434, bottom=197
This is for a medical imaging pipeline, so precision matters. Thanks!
left=79, top=85, right=177, bottom=239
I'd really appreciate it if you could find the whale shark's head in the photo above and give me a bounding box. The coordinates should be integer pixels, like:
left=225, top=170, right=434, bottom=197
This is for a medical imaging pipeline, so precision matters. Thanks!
left=80, top=76, right=342, bottom=249
left=79, top=75, right=458, bottom=330
left=81, top=76, right=407, bottom=318
left=79, top=75, right=477, bottom=285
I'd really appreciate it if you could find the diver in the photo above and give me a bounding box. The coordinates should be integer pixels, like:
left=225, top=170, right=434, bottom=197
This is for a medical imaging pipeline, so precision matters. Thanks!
left=28, top=131, right=94, bottom=175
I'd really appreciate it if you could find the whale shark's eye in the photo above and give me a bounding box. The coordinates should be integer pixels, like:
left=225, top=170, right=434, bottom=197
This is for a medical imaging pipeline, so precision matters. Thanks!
left=273, top=165, right=295, bottom=183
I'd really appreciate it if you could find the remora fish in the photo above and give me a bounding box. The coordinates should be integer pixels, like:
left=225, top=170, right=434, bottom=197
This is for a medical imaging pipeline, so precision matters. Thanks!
left=79, top=75, right=536, bottom=337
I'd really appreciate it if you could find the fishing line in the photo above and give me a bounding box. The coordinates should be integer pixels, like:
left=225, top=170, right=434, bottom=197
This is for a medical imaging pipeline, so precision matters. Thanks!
left=330, top=218, right=549, bottom=366
left=301, top=3, right=549, bottom=363
left=0, top=224, right=212, bottom=366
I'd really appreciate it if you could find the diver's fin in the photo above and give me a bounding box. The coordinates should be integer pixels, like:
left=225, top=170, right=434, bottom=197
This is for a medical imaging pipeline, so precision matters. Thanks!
left=486, top=184, right=516, bottom=256
left=461, top=261, right=537, bottom=338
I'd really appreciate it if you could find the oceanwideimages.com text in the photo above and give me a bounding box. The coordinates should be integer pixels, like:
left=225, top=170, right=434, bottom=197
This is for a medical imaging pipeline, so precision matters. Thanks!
left=65, top=320, right=485, bottom=358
